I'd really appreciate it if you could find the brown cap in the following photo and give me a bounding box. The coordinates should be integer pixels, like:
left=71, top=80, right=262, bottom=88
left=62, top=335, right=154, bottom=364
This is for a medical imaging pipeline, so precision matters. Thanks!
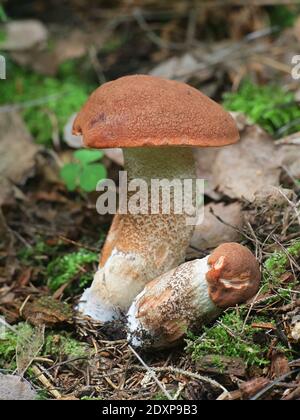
left=206, top=243, right=261, bottom=308
left=73, top=75, right=239, bottom=149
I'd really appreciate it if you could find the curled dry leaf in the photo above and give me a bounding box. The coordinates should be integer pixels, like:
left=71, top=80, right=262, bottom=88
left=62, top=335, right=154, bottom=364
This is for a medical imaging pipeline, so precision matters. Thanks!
left=16, top=324, right=45, bottom=375
left=150, top=52, right=212, bottom=82
left=64, top=113, right=84, bottom=149
left=12, top=29, right=88, bottom=76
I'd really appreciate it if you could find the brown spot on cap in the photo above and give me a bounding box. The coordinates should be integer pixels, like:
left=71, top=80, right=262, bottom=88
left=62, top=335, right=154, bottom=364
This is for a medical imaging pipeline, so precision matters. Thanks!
left=206, top=243, right=261, bottom=308
left=73, top=75, right=239, bottom=149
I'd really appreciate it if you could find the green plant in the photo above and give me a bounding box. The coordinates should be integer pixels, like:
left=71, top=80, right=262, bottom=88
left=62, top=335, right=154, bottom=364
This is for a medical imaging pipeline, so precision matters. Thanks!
left=186, top=311, right=270, bottom=367
left=47, top=248, right=98, bottom=291
left=60, top=149, right=107, bottom=192
left=223, top=81, right=300, bottom=137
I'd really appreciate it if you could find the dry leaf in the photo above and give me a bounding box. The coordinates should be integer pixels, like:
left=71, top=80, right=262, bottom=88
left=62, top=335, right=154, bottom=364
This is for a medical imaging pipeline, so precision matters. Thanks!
left=212, top=125, right=281, bottom=201
left=16, top=324, right=45, bottom=375
left=23, top=296, right=73, bottom=327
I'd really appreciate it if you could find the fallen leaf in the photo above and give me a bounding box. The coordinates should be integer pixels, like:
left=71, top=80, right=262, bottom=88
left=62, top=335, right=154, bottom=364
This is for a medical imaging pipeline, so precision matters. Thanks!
left=211, top=124, right=281, bottom=201
left=0, top=112, right=39, bottom=205
left=276, top=144, right=300, bottom=179
left=16, top=324, right=45, bottom=375
left=22, top=296, right=73, bottom=327
left=196, top=355, right=246, bottom=377
left=0, top=374, right=37, bottom=400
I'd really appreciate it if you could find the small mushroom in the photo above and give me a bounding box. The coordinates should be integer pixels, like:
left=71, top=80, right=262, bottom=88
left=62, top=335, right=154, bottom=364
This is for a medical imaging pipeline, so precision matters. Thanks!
left=73, top=75, right=239, bottom=321
left=127, top=243, right=261, bottom=349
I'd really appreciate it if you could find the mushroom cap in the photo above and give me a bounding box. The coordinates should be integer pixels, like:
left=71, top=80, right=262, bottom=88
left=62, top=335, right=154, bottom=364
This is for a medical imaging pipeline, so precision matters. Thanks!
left=206, top=243, right=261, bottom=308
left=73, top=75, right=239, bottom=149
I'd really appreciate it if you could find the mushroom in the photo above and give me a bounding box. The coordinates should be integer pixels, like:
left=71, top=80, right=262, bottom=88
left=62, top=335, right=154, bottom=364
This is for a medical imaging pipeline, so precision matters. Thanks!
left=73, top=75, right=239, bottom=321
left=127, top=243, right=261, bottom=349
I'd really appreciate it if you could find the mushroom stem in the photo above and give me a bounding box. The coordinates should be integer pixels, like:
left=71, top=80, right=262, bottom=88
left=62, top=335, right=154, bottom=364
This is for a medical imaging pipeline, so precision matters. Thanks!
left=79, top=147, right=198, bottom=321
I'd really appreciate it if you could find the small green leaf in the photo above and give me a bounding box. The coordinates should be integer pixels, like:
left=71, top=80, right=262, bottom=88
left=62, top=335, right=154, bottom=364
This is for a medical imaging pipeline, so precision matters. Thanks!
left=60, top=163, right=81, bottom=191
left=79, top=164, right=107, bottom=192
left=74, top=149, right=104, bottom=165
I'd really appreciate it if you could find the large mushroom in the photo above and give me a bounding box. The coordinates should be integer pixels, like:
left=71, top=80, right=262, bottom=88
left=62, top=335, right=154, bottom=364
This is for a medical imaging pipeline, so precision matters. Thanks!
left=127, top=243, right=261, bottom=349
left=73, top=75, right=239, bottom=321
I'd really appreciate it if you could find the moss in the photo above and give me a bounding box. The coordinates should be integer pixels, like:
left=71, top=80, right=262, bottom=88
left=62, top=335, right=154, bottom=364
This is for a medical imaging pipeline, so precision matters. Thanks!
left=44, top=333, right=90, bottom=359
left=186, top=311, right=270, bottom=367
left=264, top=241, right=300, bottom=284
left=0, top=61, right=95, bottom=145
left=19, top=240, right=98, bottom=293
left=223, top=81, right=300, bottom=137
left=0, top=329, right=17, bottom=369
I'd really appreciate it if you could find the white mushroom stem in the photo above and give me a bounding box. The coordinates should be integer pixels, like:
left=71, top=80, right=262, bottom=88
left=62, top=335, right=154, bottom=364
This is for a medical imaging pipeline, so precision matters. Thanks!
left=127, top=256, right=221, bottom=348
left=79, top=147, right=199, bottom=321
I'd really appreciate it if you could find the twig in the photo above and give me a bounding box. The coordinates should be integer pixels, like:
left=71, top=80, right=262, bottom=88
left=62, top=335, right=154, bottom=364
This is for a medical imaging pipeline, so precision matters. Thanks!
left=133, top=365, right=229, bottom=394
left=128, top=345, right=173, bottom=400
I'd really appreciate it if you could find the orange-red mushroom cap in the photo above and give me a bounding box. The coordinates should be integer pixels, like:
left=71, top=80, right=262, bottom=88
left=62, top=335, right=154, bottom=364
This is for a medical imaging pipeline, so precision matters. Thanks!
left=73, top=75, right=239, bottom=149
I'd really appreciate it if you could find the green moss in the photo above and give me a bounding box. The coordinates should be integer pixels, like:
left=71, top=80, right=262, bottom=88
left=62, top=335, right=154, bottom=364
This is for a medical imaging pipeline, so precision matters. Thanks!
left=47, top=249, right=98, bottom=292
left=0, top=62, right=94, bottom=145
left=264, top=241, right=300, bottom=284
left=81, top=396, right=103, bottom=400
left=268, top=5, right=299, bottom=29
left=19, top=239, right=64, bottom=266
left=186, top=311, right=270, bottom=367
left=223, top=81, right=300, bottom=137
left=44, top=333, right=90, bottom=359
